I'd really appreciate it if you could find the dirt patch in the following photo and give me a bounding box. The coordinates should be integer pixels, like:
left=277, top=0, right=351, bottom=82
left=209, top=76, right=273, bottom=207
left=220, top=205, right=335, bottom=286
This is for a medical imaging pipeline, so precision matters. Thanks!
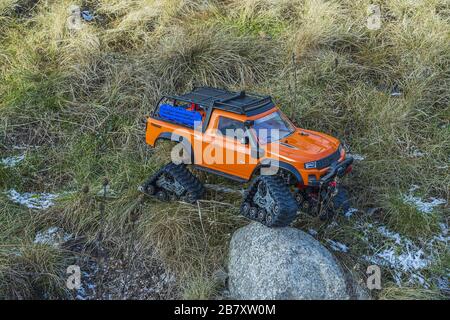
left=64, top=240, right=179, bottom=300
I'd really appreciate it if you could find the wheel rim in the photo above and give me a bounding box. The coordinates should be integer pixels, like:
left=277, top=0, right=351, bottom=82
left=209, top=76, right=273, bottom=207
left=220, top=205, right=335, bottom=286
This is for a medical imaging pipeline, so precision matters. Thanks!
left=157, top=190, right=167, bottom=201
left=258, top=208, right=266, bottom=221
left=265, top=212, right=273, bottom=225
left=302, top=201, right=310, bottom=210
left=146, top=185, right=155, bottom=195
left=273, top=204, right=280, bottom=215
left=182, top=191, right=196, bottom=203
left=241, top=202, right=251, bottom=215
left=250, top=207, right=258, bottom=219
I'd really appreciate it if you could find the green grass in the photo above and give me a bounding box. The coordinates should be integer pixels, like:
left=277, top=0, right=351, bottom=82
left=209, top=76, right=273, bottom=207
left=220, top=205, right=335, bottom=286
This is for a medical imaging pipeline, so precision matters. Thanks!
left=0, top=0, right=448, bottom=299
left=182, top=274, right=220, bottom=300
left=385, top=193, right=441, bottom=239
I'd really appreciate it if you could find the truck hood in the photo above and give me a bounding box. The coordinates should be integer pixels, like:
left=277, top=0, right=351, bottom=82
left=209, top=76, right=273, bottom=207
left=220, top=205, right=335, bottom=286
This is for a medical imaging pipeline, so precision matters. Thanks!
left=267, top=128, right=340, bottom=161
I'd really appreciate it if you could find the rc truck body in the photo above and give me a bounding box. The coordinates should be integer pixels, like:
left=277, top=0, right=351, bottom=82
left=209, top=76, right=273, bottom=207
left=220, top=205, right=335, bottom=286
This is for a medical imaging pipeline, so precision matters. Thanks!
left=142, top=87, right=353, bottom=227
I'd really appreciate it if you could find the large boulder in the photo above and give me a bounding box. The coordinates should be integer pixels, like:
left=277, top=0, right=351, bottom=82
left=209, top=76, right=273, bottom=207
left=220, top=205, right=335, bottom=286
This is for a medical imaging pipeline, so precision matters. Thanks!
left=228, top=222, right=350, bottom=300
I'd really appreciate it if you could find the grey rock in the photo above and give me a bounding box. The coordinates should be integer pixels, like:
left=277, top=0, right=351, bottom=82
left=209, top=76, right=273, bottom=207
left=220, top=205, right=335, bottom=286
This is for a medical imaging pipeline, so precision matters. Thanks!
left=228, top=222, right=350, bottom=300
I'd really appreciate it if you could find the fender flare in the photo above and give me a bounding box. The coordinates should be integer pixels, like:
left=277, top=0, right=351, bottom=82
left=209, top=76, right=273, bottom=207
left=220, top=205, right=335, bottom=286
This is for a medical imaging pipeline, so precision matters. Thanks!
left=155, top=132, right=173, bottom=143
left=154, top=132, right=195, bottom=164
left=251, top=161, right=303, bottom=184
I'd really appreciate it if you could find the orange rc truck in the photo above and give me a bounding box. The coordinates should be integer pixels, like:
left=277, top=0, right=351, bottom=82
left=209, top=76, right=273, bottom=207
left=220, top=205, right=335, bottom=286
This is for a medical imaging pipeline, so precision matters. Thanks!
left=142, top=87, right=354, bottom=227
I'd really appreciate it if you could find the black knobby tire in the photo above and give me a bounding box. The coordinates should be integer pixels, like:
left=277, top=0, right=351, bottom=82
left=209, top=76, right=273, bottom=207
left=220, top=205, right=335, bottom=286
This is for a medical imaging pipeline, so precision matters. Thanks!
left=331, top=187, right=350, bottom=214
left=140, top=162, right=204, bottom=203
left=156, top=190, right=168, bottom=201
left=299, top=191, right=320, bottom=216
left=249, top=207, right=258, bottom=219
left=240, top=202, right=251, bottom=216
left=300, top=187, right=350, bottom=220
left=241, top=175, right=298, bottom=228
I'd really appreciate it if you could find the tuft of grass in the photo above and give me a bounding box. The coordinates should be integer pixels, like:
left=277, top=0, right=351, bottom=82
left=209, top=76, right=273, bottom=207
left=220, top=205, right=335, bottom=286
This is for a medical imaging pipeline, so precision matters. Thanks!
left=385, top=193, right=441, bottom=239
left=182, top=274, right=219, bottom=300
left=0, top=243, right=68, bottom=299
left=137, top=199, right=244, bottom=284
left=214, top=7, right=288, bottom=38
left=149, top=23, right=278, bottom=89
left=379, top=285, right=445, bottom=300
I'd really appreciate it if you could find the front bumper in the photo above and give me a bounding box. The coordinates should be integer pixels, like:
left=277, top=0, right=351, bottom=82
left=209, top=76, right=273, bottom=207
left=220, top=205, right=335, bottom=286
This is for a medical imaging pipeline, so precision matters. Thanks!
left=308, top=156, right=354, bottom=187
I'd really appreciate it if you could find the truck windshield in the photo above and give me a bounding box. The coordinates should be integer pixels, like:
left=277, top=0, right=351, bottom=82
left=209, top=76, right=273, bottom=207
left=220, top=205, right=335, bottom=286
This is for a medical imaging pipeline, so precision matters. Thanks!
left=253, top=111, right=295, bottom=144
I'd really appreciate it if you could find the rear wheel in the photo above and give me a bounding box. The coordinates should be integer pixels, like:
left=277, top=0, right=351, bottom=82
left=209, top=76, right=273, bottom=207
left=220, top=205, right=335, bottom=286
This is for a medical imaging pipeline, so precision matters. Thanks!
left=258, top=208, right=267, bottom=222
left=296, top=186, right=350, bottom=219
left=241, top=202, right=251, bottom=216
left=331, top=187, right=350, bottom=214
left=156, top=190, right=168, bottom=202
left=140, top=162, right=204, bottom=203
left=249, top=207, right=258, bottom=220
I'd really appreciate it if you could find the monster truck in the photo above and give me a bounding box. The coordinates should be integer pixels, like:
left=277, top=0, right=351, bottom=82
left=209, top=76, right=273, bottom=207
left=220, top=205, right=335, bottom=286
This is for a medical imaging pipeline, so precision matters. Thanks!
left=141, top=87, right=353, bottom=227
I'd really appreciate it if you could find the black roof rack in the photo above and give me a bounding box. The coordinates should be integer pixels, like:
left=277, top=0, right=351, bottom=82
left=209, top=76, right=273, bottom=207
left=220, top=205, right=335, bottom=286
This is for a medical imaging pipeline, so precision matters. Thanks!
left=166, top=87, right=275, bottom=116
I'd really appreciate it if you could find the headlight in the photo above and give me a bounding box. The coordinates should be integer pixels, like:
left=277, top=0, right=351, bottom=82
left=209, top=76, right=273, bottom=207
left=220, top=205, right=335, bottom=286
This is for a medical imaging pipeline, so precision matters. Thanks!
left=304, top=161, right=317, bottom=169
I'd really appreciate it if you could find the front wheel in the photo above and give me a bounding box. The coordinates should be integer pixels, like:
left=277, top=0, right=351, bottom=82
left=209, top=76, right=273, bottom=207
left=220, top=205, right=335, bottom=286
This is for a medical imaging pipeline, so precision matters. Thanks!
left=240, top=175, right=298, bottom=228
left=331, top=187, right=350, bottom=214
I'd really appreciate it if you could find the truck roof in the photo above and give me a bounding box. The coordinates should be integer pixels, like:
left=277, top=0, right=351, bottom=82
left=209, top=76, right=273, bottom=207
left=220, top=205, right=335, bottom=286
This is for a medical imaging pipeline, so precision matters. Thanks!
left=167, top=87, right=275, bottom=116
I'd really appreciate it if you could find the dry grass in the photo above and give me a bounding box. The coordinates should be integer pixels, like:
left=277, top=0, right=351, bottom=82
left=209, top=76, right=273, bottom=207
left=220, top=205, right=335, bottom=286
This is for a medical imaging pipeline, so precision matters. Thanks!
left=0, top=0, right=448, bottom=299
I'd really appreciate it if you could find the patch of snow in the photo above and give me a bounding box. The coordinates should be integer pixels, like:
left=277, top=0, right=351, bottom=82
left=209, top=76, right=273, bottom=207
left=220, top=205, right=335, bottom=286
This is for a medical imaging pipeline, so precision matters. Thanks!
left=408, top=146, right=426, bottom=158
left=367, top=244, right=429, bottom=273
left=345, top=207, right=358, bottom=218
left=326, top=239, right=349, bottom=253
left=12, top=144, right=39, bottom=150
left=358, top=223, right=449, bottom=288
left=96, top=185, right=116, bottom=196
left=432, top=223, right=449, bottom=243
left=1, top=154, right=25, bottom=167
left=308, top=229, right=318, bottom=236
left=327, top=221, right=339, bottom=229
left=438, top=223, right=448, bottom=235
left=403, top=194, right=446, bottom=214
left=349, top=153, right=365, bottom=161
left=76, top=262, right=98, bottom=300
left=6, top=189, right=59, bottom=209
left=411, top=150, right=425, bottom=157
left=34, top=227, right=72, bottom=248
left=436, top=275, right=449, bottom=293
left=377, top=226, right=402, bottom=245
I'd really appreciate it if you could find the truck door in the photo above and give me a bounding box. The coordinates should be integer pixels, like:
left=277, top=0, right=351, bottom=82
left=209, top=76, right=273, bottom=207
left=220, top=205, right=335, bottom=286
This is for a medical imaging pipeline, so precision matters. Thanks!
left=203, top=115, right=255, bottom=179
